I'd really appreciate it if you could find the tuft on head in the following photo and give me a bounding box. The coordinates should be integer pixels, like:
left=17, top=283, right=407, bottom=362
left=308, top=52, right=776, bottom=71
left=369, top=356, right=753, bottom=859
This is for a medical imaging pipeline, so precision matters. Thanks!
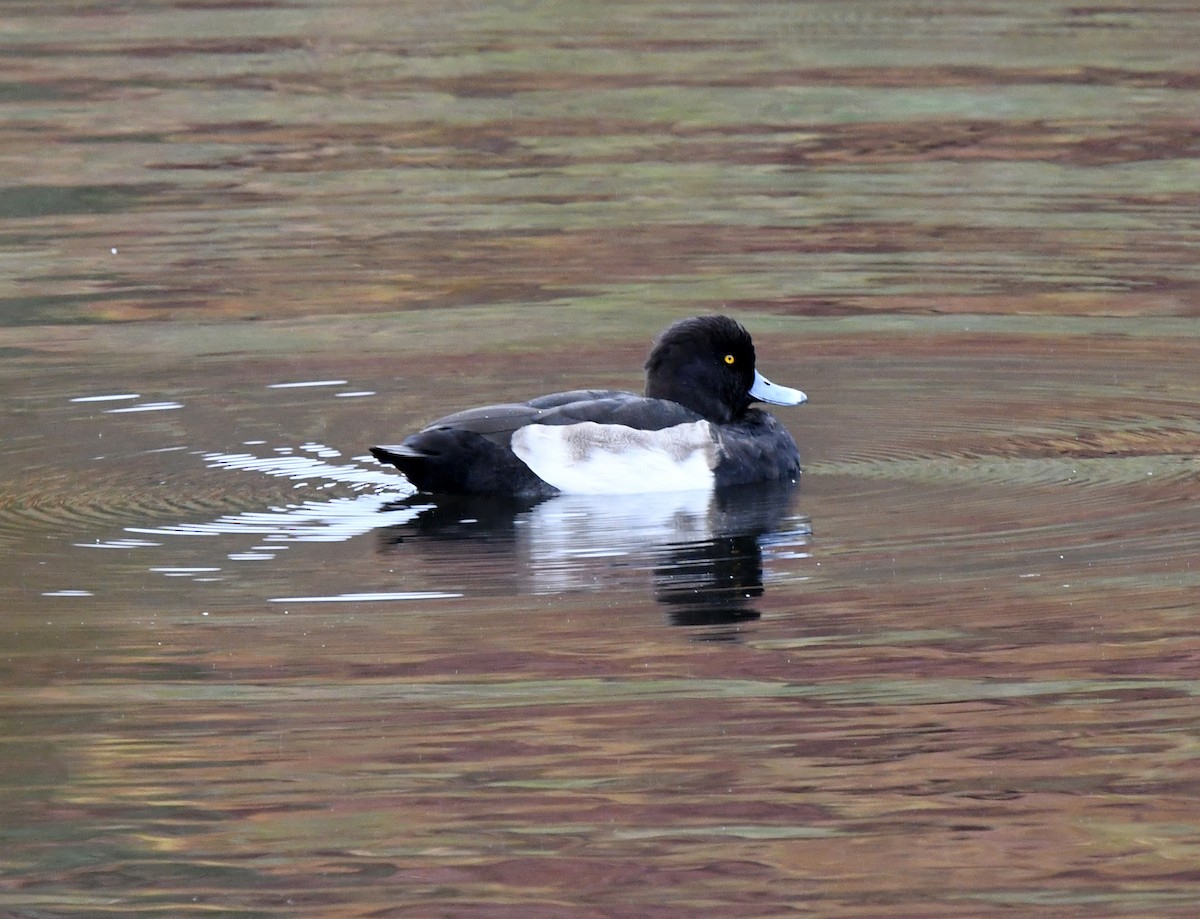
left=643, top=315, right=758, bottom=423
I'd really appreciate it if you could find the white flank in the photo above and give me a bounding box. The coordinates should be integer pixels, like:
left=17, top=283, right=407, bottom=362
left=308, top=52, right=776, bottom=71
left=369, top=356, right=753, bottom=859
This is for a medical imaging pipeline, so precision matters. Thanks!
left=511, top=420, right=717, bottom=494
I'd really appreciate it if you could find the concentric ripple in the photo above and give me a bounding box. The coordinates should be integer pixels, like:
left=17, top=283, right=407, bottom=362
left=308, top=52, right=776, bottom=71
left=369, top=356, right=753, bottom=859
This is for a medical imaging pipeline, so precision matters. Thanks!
left=810, top=413, right=1200, bottom=489
left=0, top=444, right=413, bottom=550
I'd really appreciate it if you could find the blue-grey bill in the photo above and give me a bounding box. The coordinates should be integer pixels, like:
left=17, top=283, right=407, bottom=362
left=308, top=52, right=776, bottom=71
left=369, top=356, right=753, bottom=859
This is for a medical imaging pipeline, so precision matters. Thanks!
left=749, top=369, right=807, bottom=405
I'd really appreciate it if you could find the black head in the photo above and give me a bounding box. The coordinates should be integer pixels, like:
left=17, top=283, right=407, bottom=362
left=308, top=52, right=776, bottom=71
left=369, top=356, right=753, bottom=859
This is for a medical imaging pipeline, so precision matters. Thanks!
left=643, top=316, right=763, bottom=423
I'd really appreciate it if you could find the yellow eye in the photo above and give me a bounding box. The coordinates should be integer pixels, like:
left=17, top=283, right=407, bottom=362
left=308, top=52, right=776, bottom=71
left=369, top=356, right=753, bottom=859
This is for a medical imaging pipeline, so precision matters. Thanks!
left=723, top=354, right=736, bottom=365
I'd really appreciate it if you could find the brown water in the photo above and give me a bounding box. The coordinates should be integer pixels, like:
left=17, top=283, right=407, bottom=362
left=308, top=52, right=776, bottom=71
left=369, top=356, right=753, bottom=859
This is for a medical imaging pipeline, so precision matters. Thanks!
left=3, top=2, right=1200, bottom=916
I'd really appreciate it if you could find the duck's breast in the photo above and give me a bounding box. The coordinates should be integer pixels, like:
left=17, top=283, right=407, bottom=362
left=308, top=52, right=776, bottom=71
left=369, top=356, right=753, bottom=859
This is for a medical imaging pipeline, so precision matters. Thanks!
left=712, top=411, right=801, bottom=487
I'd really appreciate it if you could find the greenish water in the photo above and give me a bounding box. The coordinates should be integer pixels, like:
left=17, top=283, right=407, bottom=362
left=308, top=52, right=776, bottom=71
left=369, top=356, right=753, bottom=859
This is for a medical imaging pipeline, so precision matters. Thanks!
left=3, top=2, right=1200, bottom=916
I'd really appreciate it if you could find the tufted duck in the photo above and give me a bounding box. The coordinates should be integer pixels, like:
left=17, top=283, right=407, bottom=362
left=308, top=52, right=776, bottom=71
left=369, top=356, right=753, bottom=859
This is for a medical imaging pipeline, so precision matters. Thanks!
left=370, top=315, right=806, bottom=496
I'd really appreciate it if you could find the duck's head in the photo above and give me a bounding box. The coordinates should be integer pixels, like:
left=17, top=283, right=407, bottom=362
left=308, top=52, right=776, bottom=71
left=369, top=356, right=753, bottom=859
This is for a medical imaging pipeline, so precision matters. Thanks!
left=644, top=315, right=807, bottom=423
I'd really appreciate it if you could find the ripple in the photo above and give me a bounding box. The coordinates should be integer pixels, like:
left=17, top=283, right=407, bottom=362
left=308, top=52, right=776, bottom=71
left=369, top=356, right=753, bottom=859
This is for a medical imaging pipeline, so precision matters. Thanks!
left=0, top=444, right=411, bottom=549
left=269, top=590, right=464, bottom=603
left=104, top=401, right=184, bottom=414
left=0, top=480, right=258, bottom=548
left=266, top=379, right=348, bottom=389
left=69, top=393, right=140, bottom=403
left=127, top=493, right=427, bottom=542
left=199, top=448, right=404, bottom=491
left=810, top=453, right=1199, bottom=489
left=815, top=414, right=1200, bottom=490
left=75, top=537, right=163, bottom=549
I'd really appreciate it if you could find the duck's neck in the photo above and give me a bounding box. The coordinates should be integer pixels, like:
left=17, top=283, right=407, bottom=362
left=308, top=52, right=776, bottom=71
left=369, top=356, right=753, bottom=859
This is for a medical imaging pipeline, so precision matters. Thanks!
left=645, top=377, right=744, bottom=424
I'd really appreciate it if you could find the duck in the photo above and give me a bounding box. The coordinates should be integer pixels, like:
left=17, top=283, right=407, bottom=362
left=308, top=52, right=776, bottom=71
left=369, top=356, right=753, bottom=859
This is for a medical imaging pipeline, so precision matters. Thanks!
left=370, top=315, right=806, bottom=497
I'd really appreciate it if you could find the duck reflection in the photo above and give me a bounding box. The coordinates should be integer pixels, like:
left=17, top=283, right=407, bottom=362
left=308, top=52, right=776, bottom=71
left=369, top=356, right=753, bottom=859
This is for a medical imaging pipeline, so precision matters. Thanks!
left=378, top=481, right=810, bottom=632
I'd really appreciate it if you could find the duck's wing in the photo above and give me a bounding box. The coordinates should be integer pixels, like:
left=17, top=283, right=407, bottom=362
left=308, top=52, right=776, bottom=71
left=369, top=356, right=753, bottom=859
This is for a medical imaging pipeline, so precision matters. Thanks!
left=529, top=392, right=704, bottom=431
left=525, top=389, right=634, bottom=411
left=416, top=390, right=699, bottom=445
left=417, top=402, right=546, bottom=440
left=408, top=391, right=627, bottom=444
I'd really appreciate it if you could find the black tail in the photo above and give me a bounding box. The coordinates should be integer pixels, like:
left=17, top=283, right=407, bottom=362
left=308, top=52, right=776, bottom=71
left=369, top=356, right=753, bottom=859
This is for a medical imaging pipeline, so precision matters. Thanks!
left=370, top=444, right=420, bottom=466
left=370, top=438, right=488, bottom=494
left=370, top=444, right=427, bottom=488
left=370, top=432, right=553, bottom=497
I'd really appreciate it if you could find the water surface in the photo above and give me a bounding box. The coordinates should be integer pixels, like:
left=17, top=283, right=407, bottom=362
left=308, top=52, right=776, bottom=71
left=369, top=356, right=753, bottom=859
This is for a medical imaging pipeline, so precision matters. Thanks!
left=3, top=2, right=1200, bottom=916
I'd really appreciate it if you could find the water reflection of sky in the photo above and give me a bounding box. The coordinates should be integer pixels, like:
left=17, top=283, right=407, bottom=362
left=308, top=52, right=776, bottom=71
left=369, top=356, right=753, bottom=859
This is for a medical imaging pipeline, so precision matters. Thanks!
left=98, top=441, right=811, bottom=623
